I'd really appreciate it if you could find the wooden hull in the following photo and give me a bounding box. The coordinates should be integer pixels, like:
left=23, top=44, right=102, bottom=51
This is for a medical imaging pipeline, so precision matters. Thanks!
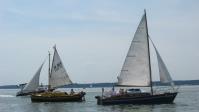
left=31, top=92, right=86, bottom=102
left=95, top=92, right=178, bottom=105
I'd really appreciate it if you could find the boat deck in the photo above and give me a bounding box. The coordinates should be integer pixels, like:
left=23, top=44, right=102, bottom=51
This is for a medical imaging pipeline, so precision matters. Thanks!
left=31, top=91, right=86, bottom=102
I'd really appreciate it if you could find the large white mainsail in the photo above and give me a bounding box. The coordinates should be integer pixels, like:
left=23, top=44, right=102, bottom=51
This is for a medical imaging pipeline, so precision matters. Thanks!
left=150, top=39, right=174, bottom=86
left=117, top=13, right=151, bottom=86
left=23, top=63, right=44, bottom=92
left=49, top=46, right=72, bottom=88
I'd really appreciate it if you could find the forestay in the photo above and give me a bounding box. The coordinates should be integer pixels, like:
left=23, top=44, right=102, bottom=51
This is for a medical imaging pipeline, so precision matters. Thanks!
left=117, top=13, right=151, bottom=86
left=23, top=63, right=44, bottom=92
left=49, top=46, right=72, bottom=88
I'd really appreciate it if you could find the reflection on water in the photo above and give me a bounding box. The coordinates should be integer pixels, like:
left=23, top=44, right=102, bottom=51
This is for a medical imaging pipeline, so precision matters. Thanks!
left=108, top=104, right=154, bottom=112
left=0, top=95, right=15, bottom=97
left=0, top=86, right=199, bottom=112
left=106, top=104, right=176, bottom=112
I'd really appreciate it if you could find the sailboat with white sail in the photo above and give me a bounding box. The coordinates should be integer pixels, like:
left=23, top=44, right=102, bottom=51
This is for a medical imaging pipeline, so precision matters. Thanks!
left=31, top=46, right=85, bottom=102
left=95, top=10, right=178, bottom=105
left=16, top=62, right=46, bottom=96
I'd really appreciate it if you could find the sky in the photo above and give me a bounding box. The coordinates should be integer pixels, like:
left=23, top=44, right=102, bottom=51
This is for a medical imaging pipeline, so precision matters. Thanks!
left=0, top=0, right=199, bottom=85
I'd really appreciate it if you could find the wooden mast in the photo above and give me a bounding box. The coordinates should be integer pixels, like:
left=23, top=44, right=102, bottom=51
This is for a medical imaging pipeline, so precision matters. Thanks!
left=144, top=9, right=153, bottom=95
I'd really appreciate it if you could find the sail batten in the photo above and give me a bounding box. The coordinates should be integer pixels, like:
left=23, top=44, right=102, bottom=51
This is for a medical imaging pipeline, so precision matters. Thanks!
left=49, top=46, right=72, bottom=88
left=23, top=63, right=44, bottom=92
left=117, top=13, right=151, bottom=86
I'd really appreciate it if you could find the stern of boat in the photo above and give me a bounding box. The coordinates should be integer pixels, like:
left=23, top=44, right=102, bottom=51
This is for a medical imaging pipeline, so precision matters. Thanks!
left=95, top=96, right=102, bottom=105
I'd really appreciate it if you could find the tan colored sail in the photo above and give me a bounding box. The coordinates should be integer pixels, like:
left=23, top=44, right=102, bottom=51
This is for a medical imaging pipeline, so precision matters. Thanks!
left=49, top=46, right=72, bottom=88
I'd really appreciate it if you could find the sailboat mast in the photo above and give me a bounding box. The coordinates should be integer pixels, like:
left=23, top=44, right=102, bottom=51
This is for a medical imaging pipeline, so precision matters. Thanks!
left=144, top=9, right=153, bottom=95
left=48, top=51, right=51, bottom=90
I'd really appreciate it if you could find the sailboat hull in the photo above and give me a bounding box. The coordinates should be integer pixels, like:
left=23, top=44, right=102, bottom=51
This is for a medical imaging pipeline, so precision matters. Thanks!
left=31, top=92, right=86, bottom=102
left=95, top=92, right=177, bottom=105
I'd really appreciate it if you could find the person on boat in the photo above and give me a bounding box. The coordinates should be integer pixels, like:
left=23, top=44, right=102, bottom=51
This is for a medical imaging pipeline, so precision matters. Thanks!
left=102, top=88, right=105, bottom=98
left=112, top=86, right=115, bottom=91
left=103, top=89, right=111, bottom=97
left=70, top=89, right=75, bottom=95
left=119, top=88, right=124, bottom=95
left=103, top=87, right=116, bottom=97
left=111, top=86, right=116, bottom=96
left=124, top=89, right=128, bottom=95
left=49, top=88, right=54, bottom=92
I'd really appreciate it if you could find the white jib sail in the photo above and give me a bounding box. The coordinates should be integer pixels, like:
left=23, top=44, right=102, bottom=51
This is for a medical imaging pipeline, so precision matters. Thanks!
left=23, top=63, right=44, bottom=92
left=150, top=38, right=174, bottom=86
left=117, top=13, right=151, bottom=86
left=49, top=46, right=72, bottom=88
left=155, top=48, right=174, bottom=86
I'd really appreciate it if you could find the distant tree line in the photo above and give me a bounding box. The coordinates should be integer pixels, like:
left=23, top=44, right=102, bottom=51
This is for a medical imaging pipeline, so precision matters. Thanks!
left=0, top=80, right=199, bottom=89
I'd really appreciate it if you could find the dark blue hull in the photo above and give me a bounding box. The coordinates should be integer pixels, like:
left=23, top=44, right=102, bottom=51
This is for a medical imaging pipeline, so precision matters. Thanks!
left=95, top=92, right=178, bottom=105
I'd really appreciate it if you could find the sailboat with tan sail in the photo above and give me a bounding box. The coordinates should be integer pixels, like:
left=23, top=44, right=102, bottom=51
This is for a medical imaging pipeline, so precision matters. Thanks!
left=31, top=46, right=85, bottom=102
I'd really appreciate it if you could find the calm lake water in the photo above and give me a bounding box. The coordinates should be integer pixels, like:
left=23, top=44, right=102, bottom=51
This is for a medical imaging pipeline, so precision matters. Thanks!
left=0, top=86, right=199, bottom=112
